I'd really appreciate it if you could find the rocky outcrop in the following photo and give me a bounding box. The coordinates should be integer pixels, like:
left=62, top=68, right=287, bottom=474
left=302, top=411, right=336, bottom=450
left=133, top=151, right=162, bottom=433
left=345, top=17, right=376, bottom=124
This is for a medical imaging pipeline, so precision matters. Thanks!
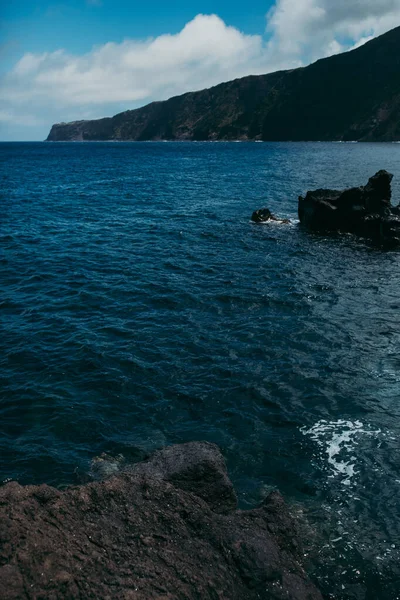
left=47, top=26, right=400, bottom=142
left=298, top=170, right=400, bottom=245
left=0, top=442, right=322, bottom=600
left=251, top=208, right=290, bottom=224
left=130, top=441, right=237, bottom=514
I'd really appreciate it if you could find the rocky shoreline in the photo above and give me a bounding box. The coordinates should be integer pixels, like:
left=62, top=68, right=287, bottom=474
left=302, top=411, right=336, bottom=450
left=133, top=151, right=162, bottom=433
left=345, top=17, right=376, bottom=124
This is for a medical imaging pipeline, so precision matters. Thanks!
left=0, top=442, right=322, bottom=599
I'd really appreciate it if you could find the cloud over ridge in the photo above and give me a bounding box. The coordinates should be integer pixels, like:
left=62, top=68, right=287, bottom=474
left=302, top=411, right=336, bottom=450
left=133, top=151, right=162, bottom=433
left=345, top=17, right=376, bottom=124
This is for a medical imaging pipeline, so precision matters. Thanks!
left=1, top=1, right=400, bottom=139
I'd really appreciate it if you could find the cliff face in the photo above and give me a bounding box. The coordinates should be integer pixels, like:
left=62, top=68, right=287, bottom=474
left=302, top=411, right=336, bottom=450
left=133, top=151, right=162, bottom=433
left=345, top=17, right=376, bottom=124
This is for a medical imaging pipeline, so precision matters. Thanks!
left=0, top=442, right=322, bottom=600
left=47, top=26, right=400, bottom=142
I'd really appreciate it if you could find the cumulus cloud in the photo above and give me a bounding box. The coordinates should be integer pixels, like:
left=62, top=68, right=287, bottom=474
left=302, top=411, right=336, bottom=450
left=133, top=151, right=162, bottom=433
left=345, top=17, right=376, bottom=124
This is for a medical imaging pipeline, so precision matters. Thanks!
left=0, top=15, right=272, bottom=134
left=1, top=3, right=400, bottom=139
left=267, top=0, right=400, bottom=60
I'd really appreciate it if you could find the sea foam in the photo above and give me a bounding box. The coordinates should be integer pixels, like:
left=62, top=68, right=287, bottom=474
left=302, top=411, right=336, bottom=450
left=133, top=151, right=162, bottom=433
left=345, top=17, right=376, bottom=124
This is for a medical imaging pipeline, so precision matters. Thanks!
left=301, top=419, right=381, bottom=487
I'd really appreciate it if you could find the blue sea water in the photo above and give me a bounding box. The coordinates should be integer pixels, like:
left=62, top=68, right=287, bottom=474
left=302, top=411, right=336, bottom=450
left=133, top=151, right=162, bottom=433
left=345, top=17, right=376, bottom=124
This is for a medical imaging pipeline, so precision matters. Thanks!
left=1, top=141, right=400, bottom=598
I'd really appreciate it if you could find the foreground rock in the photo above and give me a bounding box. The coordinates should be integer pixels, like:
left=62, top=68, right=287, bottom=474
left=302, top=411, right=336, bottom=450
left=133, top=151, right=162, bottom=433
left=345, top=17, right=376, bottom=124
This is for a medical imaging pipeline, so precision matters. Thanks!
left=298, top=170, right=400, bottom=245
left=251, top=208, right=290, bottom=224
left=0, top=442, right=322, bottom=600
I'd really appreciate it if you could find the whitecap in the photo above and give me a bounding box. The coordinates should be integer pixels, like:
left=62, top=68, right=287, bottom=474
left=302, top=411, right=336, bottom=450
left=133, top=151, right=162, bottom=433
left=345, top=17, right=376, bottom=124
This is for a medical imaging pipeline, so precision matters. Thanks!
left=300, top=419, right=381, bottom=487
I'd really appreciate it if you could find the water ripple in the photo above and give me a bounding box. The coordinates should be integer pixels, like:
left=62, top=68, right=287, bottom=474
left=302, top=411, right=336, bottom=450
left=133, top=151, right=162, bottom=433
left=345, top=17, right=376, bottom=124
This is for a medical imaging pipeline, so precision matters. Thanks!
left=1, top=141, right=400, bottom=598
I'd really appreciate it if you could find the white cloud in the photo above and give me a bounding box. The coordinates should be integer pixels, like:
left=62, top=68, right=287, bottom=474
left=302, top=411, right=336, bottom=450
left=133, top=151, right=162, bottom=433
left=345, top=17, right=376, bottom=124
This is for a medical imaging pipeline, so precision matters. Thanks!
left=267, top=0, right=400, bottom=61
left=1, top=16, right=271, bottom=114
left=1, top=4, right=400, bottom=139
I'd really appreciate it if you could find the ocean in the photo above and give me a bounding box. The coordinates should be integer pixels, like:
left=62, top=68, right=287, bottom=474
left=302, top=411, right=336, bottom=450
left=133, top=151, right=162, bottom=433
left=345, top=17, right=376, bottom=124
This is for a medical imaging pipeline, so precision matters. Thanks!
left=1, top=141, right=400, bottom=598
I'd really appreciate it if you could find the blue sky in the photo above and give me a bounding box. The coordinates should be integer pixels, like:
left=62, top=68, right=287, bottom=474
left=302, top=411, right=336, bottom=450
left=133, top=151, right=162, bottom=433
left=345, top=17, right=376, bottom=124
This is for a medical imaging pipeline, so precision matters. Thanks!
left=1, top=0, right=400, bottom=140
left=1, top=1, right=272, bottom=58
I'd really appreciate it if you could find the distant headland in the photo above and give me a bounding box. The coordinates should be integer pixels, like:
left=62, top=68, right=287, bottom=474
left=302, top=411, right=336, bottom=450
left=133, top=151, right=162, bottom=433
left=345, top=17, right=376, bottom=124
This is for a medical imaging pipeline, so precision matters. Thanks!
left=47, top=26, right=400, bottom=143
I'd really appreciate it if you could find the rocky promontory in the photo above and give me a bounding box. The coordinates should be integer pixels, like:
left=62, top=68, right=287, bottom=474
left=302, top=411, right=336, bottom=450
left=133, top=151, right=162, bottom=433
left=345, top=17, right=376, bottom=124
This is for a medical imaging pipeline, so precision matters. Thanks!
left=47, top=26, right=400, bottom=142
left=0, top=442, right=322, bottom=599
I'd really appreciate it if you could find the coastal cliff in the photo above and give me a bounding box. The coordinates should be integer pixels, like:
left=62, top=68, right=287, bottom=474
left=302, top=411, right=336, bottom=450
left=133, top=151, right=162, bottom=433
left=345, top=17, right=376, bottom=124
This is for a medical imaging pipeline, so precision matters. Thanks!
left=0, top=442, right=322, bottom=600
left=47, top=26, right=400, bottom=142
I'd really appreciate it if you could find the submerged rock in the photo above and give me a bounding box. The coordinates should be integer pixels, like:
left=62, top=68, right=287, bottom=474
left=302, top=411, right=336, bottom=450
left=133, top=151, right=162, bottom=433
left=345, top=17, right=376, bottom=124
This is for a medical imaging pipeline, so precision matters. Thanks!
left=89, top=452, right=125, bottom=479
left=298, top=170, right=400, bottom=245
left=252, top=208, right=291, bottom=224
left=0, top=442, right=322, bottom=600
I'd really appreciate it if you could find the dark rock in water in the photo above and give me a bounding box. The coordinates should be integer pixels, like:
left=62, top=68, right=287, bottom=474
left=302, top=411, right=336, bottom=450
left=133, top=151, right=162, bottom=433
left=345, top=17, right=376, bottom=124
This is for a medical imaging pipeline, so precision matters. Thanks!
left=298, top=170, right=400, bottom=245
left=252, top=208, right=274, bottom=222
left=0, top=442, right=322, bottom=600
left=252, top=208, right=290, bottom=224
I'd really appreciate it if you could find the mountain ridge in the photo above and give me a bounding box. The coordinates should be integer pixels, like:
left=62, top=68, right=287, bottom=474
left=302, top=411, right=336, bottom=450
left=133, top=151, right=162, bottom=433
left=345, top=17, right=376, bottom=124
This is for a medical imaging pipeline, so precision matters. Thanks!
left=47, top=26, right=400, bottom=142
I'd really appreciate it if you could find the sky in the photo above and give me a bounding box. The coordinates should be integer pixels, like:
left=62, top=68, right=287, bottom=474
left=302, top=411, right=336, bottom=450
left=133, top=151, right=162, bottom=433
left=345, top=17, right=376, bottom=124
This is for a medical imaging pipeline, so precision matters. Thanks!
left=1, top=0, right=400, bottom=140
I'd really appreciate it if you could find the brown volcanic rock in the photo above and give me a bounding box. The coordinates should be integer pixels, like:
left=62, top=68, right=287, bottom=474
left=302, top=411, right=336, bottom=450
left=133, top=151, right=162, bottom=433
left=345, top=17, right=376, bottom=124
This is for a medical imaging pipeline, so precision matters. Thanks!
left=0, top=442, right=322, bottom=600
left=130, top=441, right=237, bottom=514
